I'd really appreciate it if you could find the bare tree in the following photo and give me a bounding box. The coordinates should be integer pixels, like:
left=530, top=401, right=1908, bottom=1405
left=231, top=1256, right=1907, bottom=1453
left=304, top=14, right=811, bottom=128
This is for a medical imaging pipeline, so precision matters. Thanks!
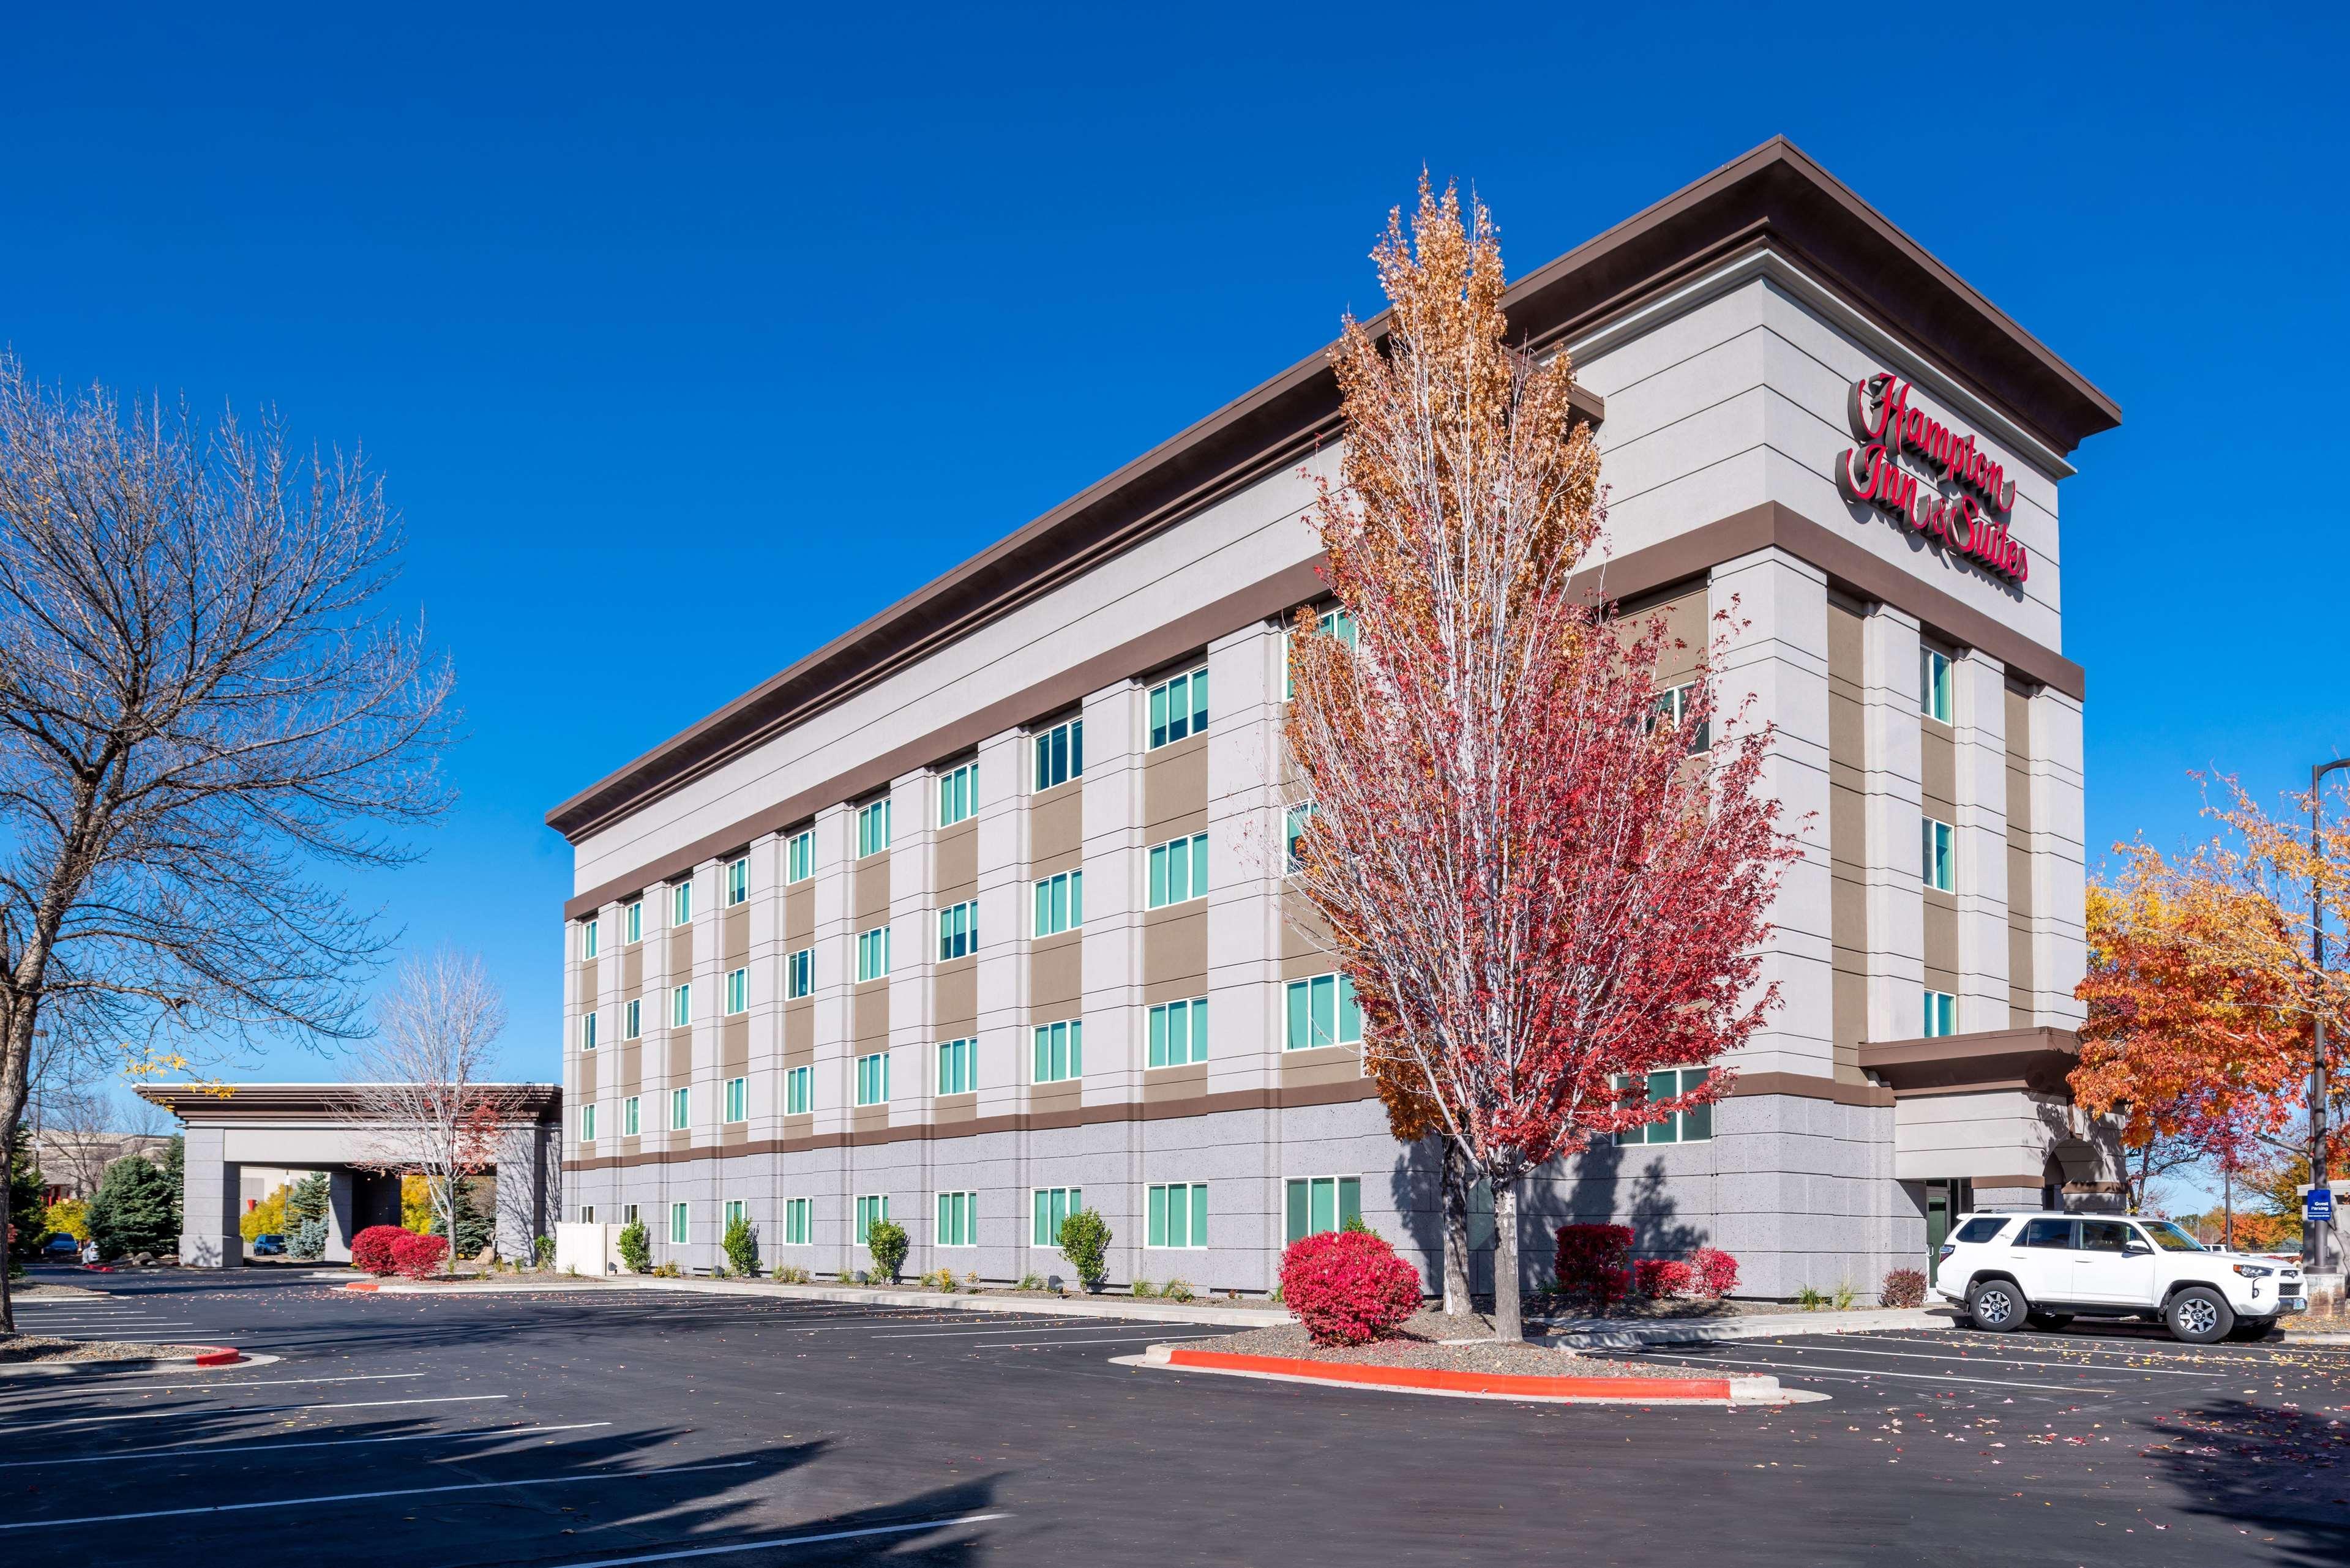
left=26, top=1079, right=123, bottom=1198
left=0, top=357, right=455, bottom=1330
left=341, top=949, right=509, bottom=1271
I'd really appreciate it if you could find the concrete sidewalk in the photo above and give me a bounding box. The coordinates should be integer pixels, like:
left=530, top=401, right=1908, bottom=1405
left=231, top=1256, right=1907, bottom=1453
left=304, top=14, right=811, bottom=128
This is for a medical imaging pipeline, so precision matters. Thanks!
left=1537, top=1305, right=1956, bottom=1350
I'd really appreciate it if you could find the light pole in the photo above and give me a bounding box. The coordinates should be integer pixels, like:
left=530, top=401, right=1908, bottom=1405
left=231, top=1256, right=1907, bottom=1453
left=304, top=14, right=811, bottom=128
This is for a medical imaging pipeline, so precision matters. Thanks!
left=2308, top=757, right=2350, bottom=1275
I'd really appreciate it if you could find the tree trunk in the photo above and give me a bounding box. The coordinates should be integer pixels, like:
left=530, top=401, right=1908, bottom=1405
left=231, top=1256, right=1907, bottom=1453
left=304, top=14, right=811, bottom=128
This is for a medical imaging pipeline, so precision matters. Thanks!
left=1440, top=1139, right=1472, bottom=1316
left=1493, top=1181, right=1522, bottom=1342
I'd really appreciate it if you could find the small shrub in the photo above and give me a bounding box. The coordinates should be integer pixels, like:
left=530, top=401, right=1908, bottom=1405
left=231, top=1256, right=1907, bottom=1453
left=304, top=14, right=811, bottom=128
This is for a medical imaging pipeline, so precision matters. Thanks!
left=1832, top=1280, right=1858, bottom=1312
left=1016, top=1272, right=1046, bottom=1292
left=722, top=1214, right=760, bottom=1277
left=351, top=1224, right=407, bottom=1276
left=1341, top=1213, right=1372, bottom=1234
left=391, top=1230, right=449, bottom=1280
left=291, top=1219, right=328, bottom=1261
left=1795, top=1283, right=1826, bottom=1310
left=1688, top=1246, right=1740, bottom=1298
left=964, top=1271, right=979, bottom=1290
left=1131, top=1277, right=1158, bottom=1299
left=772, top=1264, right=812, bottom=1284
left=652, top=1260, right=681, bottom=1278
left=1057, top=1209, right=1111, bottom=1292
left=1162, top=1278, right=1194, bottom=1304
left=1635, top=1258, right=1693, bottom=1299
left=534, top=1235, right=556, bottom=1269
left=919, top=1267, right=957, bottom=1292
left=1280, top=1228, right=1421, bottom=1346
left=1553, top=1224, right=1634, bottom=1311
left=616, top=1220, right=652, bottom=1274
left=866, top=1219, right=908, bottom=1283
left=1880, top=1267, right=1926, bottom=1309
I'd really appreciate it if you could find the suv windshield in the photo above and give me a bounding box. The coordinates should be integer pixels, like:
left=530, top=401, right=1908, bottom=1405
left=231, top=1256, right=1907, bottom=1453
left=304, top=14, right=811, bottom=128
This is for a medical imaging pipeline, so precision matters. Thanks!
left=2139, top=1220, right=2206, bottom=1253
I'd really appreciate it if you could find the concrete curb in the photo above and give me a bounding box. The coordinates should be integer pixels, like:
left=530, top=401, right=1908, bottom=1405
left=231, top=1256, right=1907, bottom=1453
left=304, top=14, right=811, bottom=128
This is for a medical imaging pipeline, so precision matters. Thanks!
left=0, top=1348, right=274, bottom=1378
left=1117, top=1343, right=1819, bottom=1406
left=1537, top=1305, right=1955, bottom=1349
left=337, top=1272, right=1295, bottom=1329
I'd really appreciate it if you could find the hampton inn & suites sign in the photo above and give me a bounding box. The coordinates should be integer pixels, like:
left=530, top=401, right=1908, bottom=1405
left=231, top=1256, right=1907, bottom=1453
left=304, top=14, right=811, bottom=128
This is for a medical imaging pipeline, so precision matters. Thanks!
left=1836, top=371, right=2029, bottom=584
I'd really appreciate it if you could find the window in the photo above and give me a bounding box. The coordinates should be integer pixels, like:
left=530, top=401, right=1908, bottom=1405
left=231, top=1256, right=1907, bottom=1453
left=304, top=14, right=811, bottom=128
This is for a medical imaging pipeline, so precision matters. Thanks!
left=1920, top=646, right=1953, bottom=723
left=724, top=1075, right=747, bottom=1122
left=623, top=1096, right=641, bottom=1137
left=785, top=1065, right=813, bottom=1115
left=670, top=1086, right=690, bottom=1131
left=580, top=1103, right=597, bottom=1144
left=726, top=856, right=749, bottom=906
left=669, top=1202, right=690, bottom=1246
left=856, top=1051, right=891, bottom=1107
left=1032, top=1187, right=1083, bottom=1247
left=673, top=880, right=694, bottom=926
left=1147, top=1182, right=1208, bottom=1249
left=1033, top=717, right=1083, bottom=792
left=1284, top=973, right=1361, bottom=1050
left=1032, top=870, right=1083, bottom=936
left=672, top=983, right=692, bottom=1027
left=938, top=761, right=978, bottom=827
left=1922, top=816, right=1955, bottom=892
left=856, top=925, right=892, bottom=982
left=726, top=967, right=747, bottom=1015
left=1923, top=989, right=1957, bottom=1039
left=1953, top=1216, right=2010, bottom=1245
left=1148, top=667, right=1208, bottom=749
left=580, top=917, right=600, bottom=960
left=1148, top=998, right=1208, bottom=1067
left=1284, top=1176, right=1361, bottom=1244
left=1147, top=833, right=1208, bottom=908
left=2017, top=1217, right=2075, bottom=1249
left=624, top=998, right=643, bottom=1040
left=1614, top=1067, right=1716, bottom=1145
left=857, top=797, right=892, bottom=858
left=1285, top=804, right=1315, bottom=874
left=938, top=900, right=978, bottom=961
left=1033, top=1018, right=1082, bottom=1083
left=937, top=1037, right=977, bottom=1096
left=722, top=1198, right=748, bottom=1231
left=782, top=1197, right=812, bottom=1245
left=1285, top=607, right=1357, bottom=697
left=937, top=1190, right=978, bottom=1247
left=786, top=829, right=815, bottom=884
left=1650, top=683, right=1711, bottom=753
left=786, top=947, right=813, bottom=998
left=580, top=1205, right=596, bottom=1223
left=580, top=1010, right=598, bottom=1051
left=624, top=899, right=643, bottom=943
left=855, top=1193, right=889, bottom=1245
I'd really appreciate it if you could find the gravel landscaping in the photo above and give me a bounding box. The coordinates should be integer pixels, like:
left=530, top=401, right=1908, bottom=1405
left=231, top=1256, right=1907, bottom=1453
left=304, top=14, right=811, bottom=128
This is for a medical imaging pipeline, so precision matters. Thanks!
left=1, top=1335, right=225, bottom=1365
left=1178, top=1311, right=1673, bottom=1378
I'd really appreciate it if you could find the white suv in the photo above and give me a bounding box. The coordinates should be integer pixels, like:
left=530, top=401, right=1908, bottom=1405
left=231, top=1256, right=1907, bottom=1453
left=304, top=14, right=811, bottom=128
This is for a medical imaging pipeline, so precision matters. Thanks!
left=1933, top=1211, right=2307, bottom=1344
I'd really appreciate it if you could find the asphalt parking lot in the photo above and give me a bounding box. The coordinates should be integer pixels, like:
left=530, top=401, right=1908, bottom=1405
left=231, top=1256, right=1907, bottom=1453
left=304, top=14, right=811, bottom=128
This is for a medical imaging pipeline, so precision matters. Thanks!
left=4, top=1269, right=2347, bottom=1567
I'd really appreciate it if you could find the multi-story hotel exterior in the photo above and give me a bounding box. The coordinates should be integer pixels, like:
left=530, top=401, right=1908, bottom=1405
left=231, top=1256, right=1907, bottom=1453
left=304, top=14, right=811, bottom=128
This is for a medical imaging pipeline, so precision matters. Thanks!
left=548, top=140, right=2122, bottom=1299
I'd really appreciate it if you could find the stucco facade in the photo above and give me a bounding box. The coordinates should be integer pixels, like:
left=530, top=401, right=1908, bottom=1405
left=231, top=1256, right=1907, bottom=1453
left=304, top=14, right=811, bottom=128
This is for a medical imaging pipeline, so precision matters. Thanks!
left=547, top=140, right=2120, bottom=1299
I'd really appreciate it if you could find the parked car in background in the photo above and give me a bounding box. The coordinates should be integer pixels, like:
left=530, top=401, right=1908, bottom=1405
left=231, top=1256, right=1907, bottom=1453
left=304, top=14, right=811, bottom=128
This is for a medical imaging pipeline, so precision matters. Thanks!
left=250, top=1233, right=287, bottom=1256
left=1933, top=1211, right=2305, bottom=1344
left=42, top=1233, right=78, bottom=1256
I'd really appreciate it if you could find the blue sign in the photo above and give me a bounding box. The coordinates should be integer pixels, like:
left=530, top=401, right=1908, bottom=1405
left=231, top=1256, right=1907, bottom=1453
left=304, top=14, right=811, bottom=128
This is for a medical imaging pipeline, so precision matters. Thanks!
left=2310, top=1189, right=2336, bottom=1224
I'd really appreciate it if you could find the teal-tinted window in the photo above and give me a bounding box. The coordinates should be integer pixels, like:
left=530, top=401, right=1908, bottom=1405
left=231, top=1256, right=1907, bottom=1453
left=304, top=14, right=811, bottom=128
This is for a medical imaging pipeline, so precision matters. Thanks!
left=937, top=1037, right=976, bottom=1096
left=1283, top=973, right=1362, bottom=1050
left=784, top=1066, right=812, bottom=1116
left=857, top=925, right=891, bottom=982
left=580, top=1103, right=596, bottom=1143
left=670, top=1086, right=690, bottom=1130
left=1148, top=667, right=1208, bottom=749
left=936, top=1190, right=977, bottom=1248
left=1033, top=870, right=1083, bottom=936
left=1922, top=816, right=1955, bottom=892
left=624, top=998, right=642, bottom=1039
left=1283, top=1176, right=1361, bottom=1244
left=725, top=856, right=749, bottom=906
left=669, top=1201, right=689, bottom=1245
left=622, top=1095, right=640, bottom=1137
left=580, top=1011, right=598, bottom=1051
left=786, top=948, right=813, bottom=998
left=725, top=967, right=747, bottom=1015
left=672, top=983, right=692, bottom=1027
left=1285, top=607, right=1358, bottom=698
left=1285, top=804, right=1315, bottom=873
left=1032, top=1187, right=1082, bottom=1247
left=1147, top=833, right=1208, bottom=908
left=1147, top=997, right=1208, bottom=1067
left=724, top=1075, right=747, bottom=1123
left=857, top=798, right=892, bottom=858
left=938, top=900, right=977, bottom=961
left=855, top=1193, right=889, bottom=1245
left=1614, top=1067, right=1715, bottom=1146
left=673, top=881, right=694, bottom=926
left=786, top=830, right=814, bottom=883
left=1920, top=646, right=1953, bottom=723
left=624, top=899, right=643, bottom=943
left=1923, top=989, right=1956, bottom=1039
left=580, top=917, right=599, bottom=959
left=1147, top=1182, right=1208, bottom=1249
left=782, top=1197, right=811, bottom=1245
left=938, top=761, right=978, bottom=827
left=1033, top=719, right=1083, bottom=792
left=1650, top=682, right=1710, bottom=753
left=856, top=1051, right=890, bottom=1107
left=1033, top=1018, right=1082, bottom=1083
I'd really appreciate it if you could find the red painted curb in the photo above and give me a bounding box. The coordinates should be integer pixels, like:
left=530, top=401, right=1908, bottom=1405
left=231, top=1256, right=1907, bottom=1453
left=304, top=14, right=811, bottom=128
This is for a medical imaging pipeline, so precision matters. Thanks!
left=1162, top=1348, right=1733, bottom=1401
left=342, top=1280, right=381, bottom=1292
left=192, top=1348, right=243, bottom=1367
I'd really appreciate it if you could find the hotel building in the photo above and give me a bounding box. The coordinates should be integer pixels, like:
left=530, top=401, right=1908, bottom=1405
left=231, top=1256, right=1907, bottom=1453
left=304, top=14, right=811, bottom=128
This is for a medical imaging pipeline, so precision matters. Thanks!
left=548, top=139, right=2122, bottom=1298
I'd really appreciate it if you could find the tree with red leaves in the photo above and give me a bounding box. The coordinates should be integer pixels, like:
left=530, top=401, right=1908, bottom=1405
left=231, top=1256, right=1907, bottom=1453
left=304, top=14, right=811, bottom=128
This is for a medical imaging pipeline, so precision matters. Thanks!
left=1284, top=181, right=1797, bottom=1340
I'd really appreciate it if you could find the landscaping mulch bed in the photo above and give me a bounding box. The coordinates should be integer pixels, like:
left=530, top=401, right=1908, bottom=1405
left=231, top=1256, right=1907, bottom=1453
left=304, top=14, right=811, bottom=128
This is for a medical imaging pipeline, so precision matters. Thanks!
left=1, top=1335, right=224, bottom=1365
left=12, top=1282, right=107, bottom=1300
left=1525, top=1296, right=1773, bottom=1321
left=1180, top=1311, right=1660, bottom=1378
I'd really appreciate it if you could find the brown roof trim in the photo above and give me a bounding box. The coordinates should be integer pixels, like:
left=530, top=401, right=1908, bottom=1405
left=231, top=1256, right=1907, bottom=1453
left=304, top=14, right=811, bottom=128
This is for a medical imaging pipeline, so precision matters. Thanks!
left=1860, top=1026, right=2080, bottom=1096
left=547, top=137, right=2116, bottom=846
left=137, top=1081, right=564, bottom=1124
left=1726, top=1070, right=1895, bottom=1109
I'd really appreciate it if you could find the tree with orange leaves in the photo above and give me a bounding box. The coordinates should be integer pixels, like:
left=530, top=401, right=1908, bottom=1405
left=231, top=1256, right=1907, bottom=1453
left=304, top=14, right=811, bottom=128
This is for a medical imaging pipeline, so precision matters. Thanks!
left=1283, top=181, right=1798, bottom=1338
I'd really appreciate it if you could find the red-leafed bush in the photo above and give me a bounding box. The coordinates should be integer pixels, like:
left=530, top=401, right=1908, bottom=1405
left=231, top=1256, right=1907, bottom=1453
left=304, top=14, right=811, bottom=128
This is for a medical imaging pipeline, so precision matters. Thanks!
left=1553, top=1224, right=1634, bottom=1310
left=1688, top=1246, right=1740, bottom=1298
left=351, top=1225, right=407, bottom=1276
left=1636, top=1258, right=1693, bottom=1299
left=1879, top=1266, right=1926, bottom=1309
left=1279, top=1228, right=1422, bottom=1346
left=391, top=1230, right=449, bottom=1280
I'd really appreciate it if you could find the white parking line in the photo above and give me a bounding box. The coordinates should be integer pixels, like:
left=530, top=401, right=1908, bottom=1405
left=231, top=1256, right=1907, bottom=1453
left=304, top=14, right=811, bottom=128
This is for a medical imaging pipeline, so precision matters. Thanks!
left=870, top=1321, right=1201, bottom=1340
left=0, top=1460, right=756, bottom=1531
left=1734, top=1343, right=2221, bottom=1377
left=1631, top=1353, right=2114, bottom=1394
left=1827, top=1330, right=2291, bottom=1364
left=8, top=1394, right=507, bottom=1435
left=76, top=1373, right=428, bottom=1395
left=0, top=1422, right=613, bottom=1468
left=788, top=1315, right=1079, bottom=1335
left=550, top=1510, right=1012, bottom=1566
left=967, top=1332, right=1230, bottom=1350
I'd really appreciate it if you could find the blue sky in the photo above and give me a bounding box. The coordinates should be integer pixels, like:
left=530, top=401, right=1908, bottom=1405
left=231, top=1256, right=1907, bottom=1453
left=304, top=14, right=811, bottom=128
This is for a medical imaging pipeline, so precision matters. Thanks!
left=4, top=6, right=2342, bottom=1096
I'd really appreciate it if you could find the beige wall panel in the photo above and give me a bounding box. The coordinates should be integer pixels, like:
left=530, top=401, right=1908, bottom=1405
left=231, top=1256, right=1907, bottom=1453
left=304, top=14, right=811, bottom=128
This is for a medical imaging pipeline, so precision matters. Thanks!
left=1030, top=936, right=1082, bottom=1012
left=1921, top=725, right=1956, bottom=816
left=1031, top=786, right=1082, bottom=862
left=1280, top=1047, right=1362, bottom=1090
left=1142, top=735, right=1208, bottom=832
left=785, top=885, right=814, bottom=943
left=1923, top=895, right=1958, bottom=978
left=785, top=1006, right=813, bottom=1055
left=724, top=909, right=749, bottom=964
left=667, top=1032, right=691, bottom=1081
left=621, top=946, right=642, bottom=994
left=1144, top=1064, right=1208, bottom=1103
left=936, top=823, right=978, bottom=895
left=853, top=985, right=889, bottom=1045
left=855, top=861, right=889, bottom=922
left=1143, top=906, right=1208, bottom=988
left=934, top=963, right=978, bottom=1032
left=721, top=1018, right=749, bottom=1076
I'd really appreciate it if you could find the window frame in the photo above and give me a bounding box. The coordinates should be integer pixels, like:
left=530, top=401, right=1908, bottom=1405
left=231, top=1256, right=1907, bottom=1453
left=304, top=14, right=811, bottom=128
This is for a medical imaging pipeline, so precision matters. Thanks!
left=1284, top=1175, right=1362, bottom=1244
left=624, top=899, right=643, bottom=944
left=1920, top=646, right=1954, bottom=724
left=1032, top=717, right=1083, bottom=793
left=785, top=829, right=815, bottom=884
left=1612, top=1066, right=1716, bottom=1146
left=1031, top=869, right=1083, bottom=936
left=580, top=1102, right=597, bottom=1144
left=725, top=966, right=748, bottom=1015
left=781, top=1197, right=812, bottom=1246
left=725, top=856, right=750, bottom=906
left=1030, top=1185, right=1083, bottom=1248
left=724, top=1075, right=748, bottom=1123
left=1283, top=972, right=1363, bottom=1051
left=669, top=1086, right=690, bottom=1132
left=624, top=998, right=642, bottom=1040
left=938, top=761, right=978, bottom=827
left=580, top=917, right=600, bottom=960
left=1146, top=832, right=1208, bottom=909
left=935, top=1189, right=978, bottom=1249
left=937, top=1036, right=977, bottom=1096
left=1147, top=1181, right=1209, bottom=1249
left=785, top=947, right=813, bottom=999
left=623, top=1095, right=641, bottom=1137
left=856, top=925, right=892, bottom=982
left=937, top=900, right=978, bottom=961
left=856, top=797, right=893, bottom=859
left=668, top=1201, right=690, bottom=1247
left=1922, top=815, right=1956, bottom=892
left=1147, top=996, right=1209, bottom=1067
left=580, top=1010, right=598, bottom=1051
left=855, top=1193, right=890, bottom=1245
left=1032, top=1017, right=1083, bottom=1084
left=672, top=982, right=692, bottom=1028
left=1147, top=666, right=1209, bottom=750
left=855, top=1050, right=891, bottom=1107
left=1650, top=682, right=1712, bottom=753
left=1923, top=988, right=1957, bottom=1039
left=784, top=1064, right=813, bottom=1116
left=722, top=1198, right=748, bottom=1232
left=1283, top=606, right=1357, bottom=698
left=672, top=880, right=694, bottom=927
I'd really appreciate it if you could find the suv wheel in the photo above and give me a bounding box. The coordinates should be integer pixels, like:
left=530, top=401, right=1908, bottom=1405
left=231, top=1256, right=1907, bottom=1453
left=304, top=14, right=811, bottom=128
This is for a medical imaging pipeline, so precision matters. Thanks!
left=2165, top=1285, right=2234, bottom=1345
left=1967, top=1277, right=2027, bottom=1332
